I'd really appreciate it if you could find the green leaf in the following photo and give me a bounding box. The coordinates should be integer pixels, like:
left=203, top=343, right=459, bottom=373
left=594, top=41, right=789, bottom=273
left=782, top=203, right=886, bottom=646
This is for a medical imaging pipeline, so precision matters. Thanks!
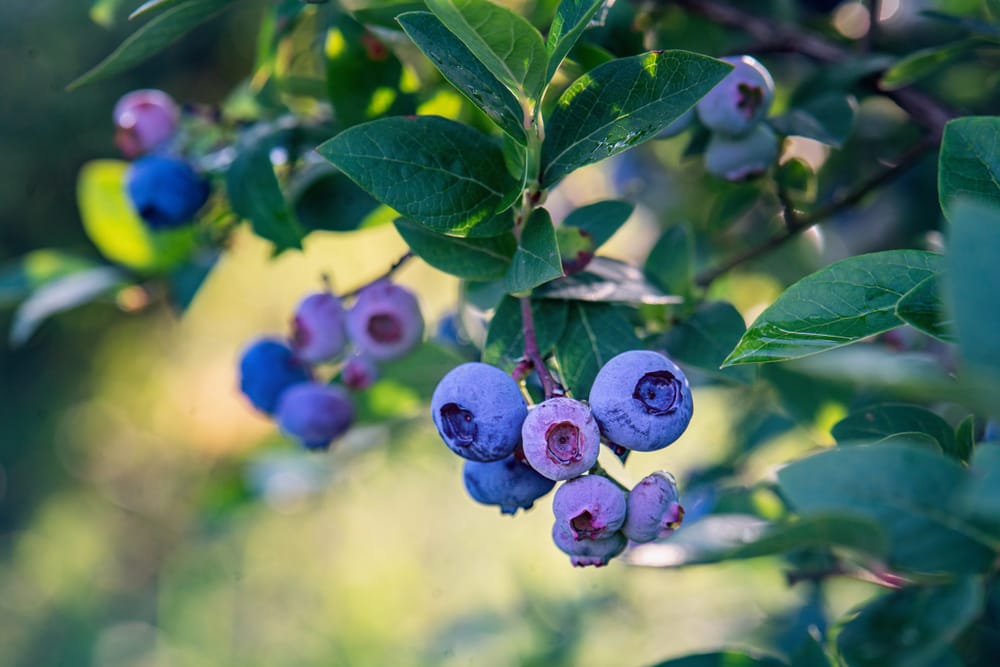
left=482, top=296, right=569, bottom=371
left=768, top=94, right=856, bottom=148
left=832, top=404, right=959, bottom=458
left=344, top=0, right=427, bottom=28
left=939, top=117, right=1000, bottom=218
left=944, top=199, right=1000, bottom=400
left=424, top=0, right=547, bottom=103
left=317, top=115, right=518, bottom=236
left=777, top=442, right=999, bottom=573
left=504, top=208, right=563, bottom=293
left=554, top=301, right=640, bottom=397
left=957, top=444, right=1000, bottom=540
left=561, top=199, right=634, bottom=249
left=534, top=256, right=680, bottom=304
left=69, top=0, right=238, bottom=89
left=77, top=160, right=196, bottom=272
left=881, top=41, right=975, bottom=91
left=837, top=577, right=984, bottom=667
left=648, top=651, right=787, bottom=667
left=0, top=251, right=99, bottom=306
left=541, top=50, right=732, bottom=186
left=545, top=0, right=606, bottom=81
left=895, top=273, right=955, bottom=342
left=10, top=267, right=127, bottom=347
left=398, top=12, right=525, bottom=144
left=662, top=302, right=756, bottom=384
left=166, top=250, right=217, bottom=313
left=225, top=128, right=306, bottom=254
left=288, top=165, right=381, bottom=233
left=394, top=219, right=515, bottom=280
left=645, top=225, right=693, bottom=295
left=129, top=0, right=192, bottom=19
left=954, top=414, right=975, bottom=463
left=723, top=250, right=943, bottom=366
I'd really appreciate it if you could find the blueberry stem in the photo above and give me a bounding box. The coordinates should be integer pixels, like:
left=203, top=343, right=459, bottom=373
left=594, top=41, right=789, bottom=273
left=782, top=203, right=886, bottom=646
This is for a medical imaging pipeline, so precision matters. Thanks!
left=341, top=251, right=414, bottom=298
left=588, top=461, right=630, bottom=493
left=520, top=297, right=560, bottom=399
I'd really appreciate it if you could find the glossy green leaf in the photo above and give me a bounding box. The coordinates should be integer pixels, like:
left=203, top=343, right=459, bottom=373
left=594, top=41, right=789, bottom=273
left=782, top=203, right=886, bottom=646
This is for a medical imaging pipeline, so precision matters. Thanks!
left=723, top=250, right=943, bottom=366
left=649, top=651, right=787, bottom=667
left=424, top=0, right=547, bottom=103
left=129, top=0, right=192, bottom=19
left=10, top=267, right=127, bottom=347
left=544, top=0, right=606, bottom=81
left=289, top=166, right=381, bottom=233
left=554, top=301, right=640, bottom=397
left=225, top=128, right=306, bottom=254
left=645, top=225, right=693, bottom=295
left=0, top=251, right=99, bottom=306
left=958, top=444, right=1000, bottom=539
left=778, top=442, right=999, bottom=573
left=837, top=577, right=983, bottom=667
left=895, top=273, right=955, bottom=342
left=881, top=41, right=974, bottom=91
left=77, top=160, right=196, bottom=272
left=662, top=302, right=755, bottom=384
left=954, top=414, right=975, bottom=463
left=944, top=199, right=1000, bottom=400
left=541, top=51, right=732, bottom=186
left=561, top=199, right=633, bottom=249
left=832, top=404, right=959, bottom=458
left=504, top=208, right=563, bottom=293
left=317, top=115, right=518, bottom=235
left=768, top=94, right=856, bottom=148
left=482, top=296, right=569, bottom=371
left=939, top=117, right=1000, bottom=218
left=394, top=219, right=515, bottom=280
left=69, top=0, right=238, bottom=88
left=344, top=0, right=427, bottom=28
left=534, top=257, right=680, bottom=304
left=398, top=12, right=525, bottom=143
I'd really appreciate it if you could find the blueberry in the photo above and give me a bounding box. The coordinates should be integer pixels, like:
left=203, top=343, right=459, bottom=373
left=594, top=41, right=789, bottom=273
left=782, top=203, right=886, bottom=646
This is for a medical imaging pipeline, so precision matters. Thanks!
left=341, top=353, right=379, bottom=390
left=551, top=523, right=626, bottom=567
left=463, top=454, right=556, bottom=515
left=521, top=397, right=601, bottom=481
left=113, top=89, right=179, bottom=159
left=346, top=281, right=424, bottom=361
left=623, top=471, right=684, bottom=543
left=704, top=123, right=780, bottom=181
left=275, top=382, right=355, bottom=450
left=238, top=338, right=312, bottom=415
left=430, top=362, right=528, bottom=461
left=291, top=291, right=348, bottom=364
left=588, top=350, right=693, bottom=451
left=696, top=55, right=775, bottom=137
left=552, top=474, right=627, bottom=541
left=126, top=155, right=211, bottom=229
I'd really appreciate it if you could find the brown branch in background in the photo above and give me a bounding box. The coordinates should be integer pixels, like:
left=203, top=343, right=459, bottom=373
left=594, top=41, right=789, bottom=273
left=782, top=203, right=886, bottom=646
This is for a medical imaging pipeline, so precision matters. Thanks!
left=341, top=250, right=414, bottom=298
left=695, top=137, right=935, bottom=287
left=520, top=297, right=560, bottom=399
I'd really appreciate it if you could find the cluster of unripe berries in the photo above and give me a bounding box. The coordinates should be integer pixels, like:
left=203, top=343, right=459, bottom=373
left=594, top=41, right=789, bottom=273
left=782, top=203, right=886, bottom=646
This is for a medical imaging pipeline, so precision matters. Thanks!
left=661, top=55, right=778, bottom=181
left=113, top=89, right=211, bottom=229
left=431, top=350, right=691, bottom=567
left=238, top=280, right=424, bottom=449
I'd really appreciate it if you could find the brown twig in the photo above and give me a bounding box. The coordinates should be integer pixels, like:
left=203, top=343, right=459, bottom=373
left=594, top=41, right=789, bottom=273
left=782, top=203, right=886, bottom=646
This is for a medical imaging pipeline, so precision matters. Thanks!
left=520, top=297, right=560, bottom=399
left=341, top=251, right=414, bottom=298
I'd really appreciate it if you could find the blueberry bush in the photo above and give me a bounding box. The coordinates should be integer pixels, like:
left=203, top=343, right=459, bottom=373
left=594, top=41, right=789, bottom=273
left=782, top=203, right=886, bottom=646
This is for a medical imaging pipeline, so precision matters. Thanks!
left=5, top=0, right=1000, bottom=663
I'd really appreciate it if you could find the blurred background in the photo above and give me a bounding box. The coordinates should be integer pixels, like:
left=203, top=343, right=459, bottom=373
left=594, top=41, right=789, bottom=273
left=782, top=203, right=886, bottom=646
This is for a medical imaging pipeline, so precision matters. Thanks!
left=1, top=0, right=990, bottom=665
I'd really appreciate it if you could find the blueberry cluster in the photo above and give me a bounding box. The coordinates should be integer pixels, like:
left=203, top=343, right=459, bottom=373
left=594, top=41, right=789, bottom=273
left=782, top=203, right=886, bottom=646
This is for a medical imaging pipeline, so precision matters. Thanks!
left=113, top=89, right=211, bottom=229
left=239, top=280, right=424, bottom=450
left=431, top=350, right=691, bottom=567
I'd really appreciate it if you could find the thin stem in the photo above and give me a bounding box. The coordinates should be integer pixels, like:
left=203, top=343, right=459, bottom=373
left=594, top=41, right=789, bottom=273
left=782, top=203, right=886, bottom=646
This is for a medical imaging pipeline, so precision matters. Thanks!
left=695, top=137, right=934, bottom=287
left=521, top=297, right=560, bottom=399
left=341, top=250, right=414, bottom=298
left=588, top=461, right=631, bottom=492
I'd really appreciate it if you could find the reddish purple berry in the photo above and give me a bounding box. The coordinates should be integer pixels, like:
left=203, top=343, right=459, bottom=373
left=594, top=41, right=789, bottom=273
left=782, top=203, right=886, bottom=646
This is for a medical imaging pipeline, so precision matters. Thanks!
left=346, top=281, right=424, bottom=361
left=696, top=55, right=774, bottom=137
left=341, top=353, right=379, bottom=390
left=113, top=89, right=180, bottom=158
left=291, top=291, right=348, bottom=364
left=623, top=471, right=684, bottom=543
left=463, top=454, right=555, bottom=515
left=551, top=523, right=626, bottom=567
left=275, top=382, right=355, bottom=450
left=238, top=338, right=312, bottom=415
left=521, top=397, right=601, bottom=480
left=552, top=474, right=627, bottom=542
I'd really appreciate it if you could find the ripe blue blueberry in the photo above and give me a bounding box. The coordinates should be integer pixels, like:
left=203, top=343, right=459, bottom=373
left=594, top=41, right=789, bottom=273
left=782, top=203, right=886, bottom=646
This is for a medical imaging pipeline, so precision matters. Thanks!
left=696, top=55, right=775, bottom=137
left=431, top=362, right=528, bottom=462
left=238, top=338, right=312, bottom=415
left=341, top=353, right=378, bottom=390
left=552, top=523, right=626, bottom=567
left=623, top=471, right=684, bottom=543
left=126, top=155, right=211, bottom=229
left=588, top=350, right=693, bottom=451
left=113, top=89, right=179, bottom=158
left=291, top=291, right=348, bottom=364
left=346, top=280, right=424, bottom=361
left=521, top=397, right=601, bottom=481
left=463, top=454, right=556, bottom=515
left=552, top=474, right=627, bottom=542
left=275, top=382, right=355, bottom=450
left=704, top=123, right=779, bottom=181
